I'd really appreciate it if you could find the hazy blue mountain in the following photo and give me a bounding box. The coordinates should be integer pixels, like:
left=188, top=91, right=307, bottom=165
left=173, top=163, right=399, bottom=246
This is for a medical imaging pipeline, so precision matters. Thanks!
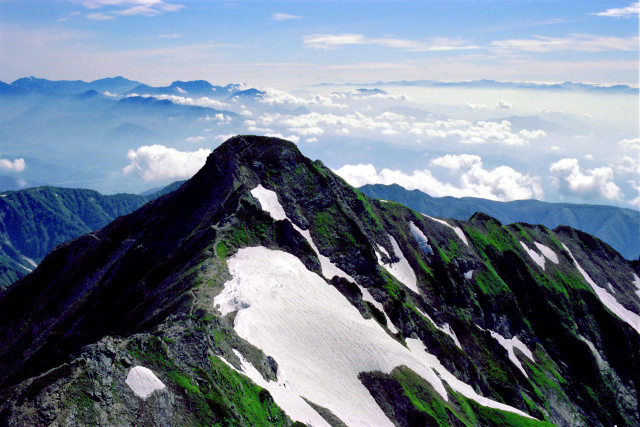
left=339, top=79, right=638, bottom=94
left=9, top=76, right=141, bottom=95
left=0, top=136, right=637, bottom=426
left=360, top=183, right=640, bottom=259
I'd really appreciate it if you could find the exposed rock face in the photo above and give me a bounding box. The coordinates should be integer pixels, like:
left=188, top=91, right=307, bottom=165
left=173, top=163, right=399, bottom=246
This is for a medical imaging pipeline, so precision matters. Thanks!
left=0, top=136, right=638, bottom=426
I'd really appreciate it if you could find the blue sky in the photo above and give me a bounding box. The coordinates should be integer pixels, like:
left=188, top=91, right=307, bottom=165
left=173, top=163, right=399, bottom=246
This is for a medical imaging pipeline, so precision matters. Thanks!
left=0, top=0, right=638, bottom=87
left=0, top=1, right=638, bottom=209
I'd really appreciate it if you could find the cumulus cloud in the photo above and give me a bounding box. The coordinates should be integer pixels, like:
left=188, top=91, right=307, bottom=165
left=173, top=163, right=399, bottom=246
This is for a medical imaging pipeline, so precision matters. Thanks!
left=0, top=158, right=26, bottom=173
left=594, top=2, right=639, bottom=18
left=303, top=33, right=480, bottom=52
left=550, top=158, right=622, bottom=200
left=615, top=156, right=640, bottom=175
left=123, top=145, right=210, bottom=181
left=334, top=156, right=543, bottom=201
left=272, top=12, right=303, bottom=21
left=619, top=137, right=640, bottom=150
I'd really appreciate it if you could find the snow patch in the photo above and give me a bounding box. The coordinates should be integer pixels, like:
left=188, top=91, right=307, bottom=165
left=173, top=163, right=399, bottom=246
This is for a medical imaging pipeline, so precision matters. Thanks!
left=21, top=256, right=37, bottom=269
left=414, top=307, right=462, bottom=350
left=519, top=241, right=546, bottom=270
left=633, top=274, right=640, bottom=299
left=376, top=235, right=419, bottom=293
left=224, top=351, right=331, bottom=426
left=125, top=366, right=165, bottom=400
left=422, top=215, right=468, bottom=246
left=607, top=283, right=616, bottom=294
left=562, top=243, right=640, bottom=334
left=250, top=184, right=353, bottom=282
left=215, top=247, right=533, bottom=425
left=358, top=284, right=398, bottom=334
left=464, top=270, right=474, bottom=279
left=409, top=221, right=433, bottom=256
left=488, top=331, right=535, bottom=378
left=405, top=339, right=533, bottom=418
left=534, top=242, right=559, bottom=264
left=250, top=184, right=287, bottom=221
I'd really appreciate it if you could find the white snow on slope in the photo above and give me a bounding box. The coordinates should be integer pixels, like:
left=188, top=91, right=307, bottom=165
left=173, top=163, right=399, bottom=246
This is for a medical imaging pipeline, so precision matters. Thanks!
left=534, top=242, right=559, bottom=264
left=409, top=221, right=433, bottom=256
left=633, top=274, right=640, bottom=299
left=405, top=339, right=532, bottom=418
left=21, top=256, right=37, bottom=269
left=488, top=331, right=535, bottom=378
left=358, top=284, right=398, bottom=334
left=125, top=366, right=166, bottom=400
left=250, top=184, right=353, bottom=282
left=422, top=215, right=468, bottom=246
left=223, top=351, right=330, bottom=427
left=376, top=235, right=419, bottom=293
left=519, top=241, right=546, bottom=270
left=562, top=243, right=640, bottom=335
left=251, top=184, right=287, bottom=220
left=215, top=247, right=533, bottom=426
left=414, top=307, right=462, bottom=350
left=464, top=270, right=474, bottom=279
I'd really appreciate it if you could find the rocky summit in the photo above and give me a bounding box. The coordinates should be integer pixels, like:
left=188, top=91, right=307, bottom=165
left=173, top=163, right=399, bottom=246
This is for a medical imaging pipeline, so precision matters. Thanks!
left=0, top=135, right=638, bottom=426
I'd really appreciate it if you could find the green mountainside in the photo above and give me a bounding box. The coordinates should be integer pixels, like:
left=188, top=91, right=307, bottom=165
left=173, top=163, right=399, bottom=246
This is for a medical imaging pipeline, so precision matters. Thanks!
left=0, top=183, right=183, bottom=287
left=0, top=136, right=638, bottom=426
left=360, top=183, right=640, bottom=260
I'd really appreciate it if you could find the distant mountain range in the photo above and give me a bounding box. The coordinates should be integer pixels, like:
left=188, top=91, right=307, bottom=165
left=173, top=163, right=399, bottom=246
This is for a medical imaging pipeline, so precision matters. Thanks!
left=322, top=79, right=638, bottom=94
left=360, top=184, right=640, bottom=260
left=0, top=182, right=182, bottom=286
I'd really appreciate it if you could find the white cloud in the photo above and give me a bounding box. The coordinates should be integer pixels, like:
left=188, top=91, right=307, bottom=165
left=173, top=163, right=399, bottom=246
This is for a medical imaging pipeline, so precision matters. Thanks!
left=431, top=154, right=481, bottom=171
left=619, top=137, right=640, bottom=150
left=594, top=2, right=639, bottom=18
left=628, top=182, right=640, bottom=208
left=258, top=88, right=347, bottom=108
left=127, top=93, right=229, bottom=109
left=615, top=156, right=640, bottom=175
left=77, top=0, right=183, bottom=19
left=303, top=33, right=480, bottom=52
left=550, top=158, right=622, bottom=200
left=123, top=144, right=210, bottom=181
left=186, top=135, right=206, bottom=143
left=334, top=157, right=543, bottom=201
left=253, top=112, right=544, bottom=146
left=492, top=34, right=638, bottom=53
left=0, top=158, right=26, bottom=173
left=497, top=100, right=512, bottom=109
left=272, top=12, right=303, bottom=21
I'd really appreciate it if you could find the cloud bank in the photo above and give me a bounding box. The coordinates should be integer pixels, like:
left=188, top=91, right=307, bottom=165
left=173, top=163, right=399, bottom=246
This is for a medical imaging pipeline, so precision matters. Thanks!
left=334, top=155, right=543, bottom=201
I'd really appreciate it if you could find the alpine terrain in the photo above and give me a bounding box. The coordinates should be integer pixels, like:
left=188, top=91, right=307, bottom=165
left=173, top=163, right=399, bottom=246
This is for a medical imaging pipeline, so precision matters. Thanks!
left=0, top=136, right=638, bottom=426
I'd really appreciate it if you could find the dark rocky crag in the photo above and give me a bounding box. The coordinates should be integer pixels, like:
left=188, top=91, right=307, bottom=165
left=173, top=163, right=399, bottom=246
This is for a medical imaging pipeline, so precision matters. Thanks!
left=0, top=136, right=638, bottom=426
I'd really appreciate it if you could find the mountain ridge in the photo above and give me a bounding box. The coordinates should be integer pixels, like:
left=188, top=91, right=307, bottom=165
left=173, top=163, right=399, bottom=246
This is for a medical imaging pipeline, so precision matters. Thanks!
left=0, top=136, right=638, bottom=426
left=360, top=183, right=640, bottom=260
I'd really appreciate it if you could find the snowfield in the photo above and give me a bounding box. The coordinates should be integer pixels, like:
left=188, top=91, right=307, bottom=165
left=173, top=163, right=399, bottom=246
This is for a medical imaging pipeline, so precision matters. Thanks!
left=422, top=214, right=468, bottom=246
left=376, top=235, right=419, bottom=294
left=562, top=243, right=640, bottom=334
left=125, top=366, right=166, bottom=400
left=215, top=246, right=533, bottom=425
